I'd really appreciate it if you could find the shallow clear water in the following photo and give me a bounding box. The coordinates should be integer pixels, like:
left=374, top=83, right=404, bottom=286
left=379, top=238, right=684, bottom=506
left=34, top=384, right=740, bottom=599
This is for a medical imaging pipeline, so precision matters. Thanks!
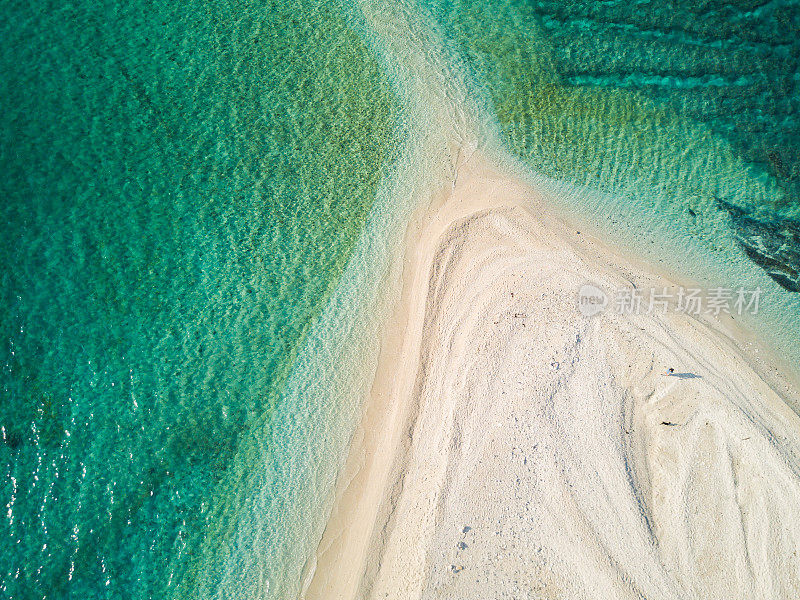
left=428, top=0, right=800, bottom=363
left=1, top=1, right=398, bottom=598
left=2, top=0, right=799, bottom=598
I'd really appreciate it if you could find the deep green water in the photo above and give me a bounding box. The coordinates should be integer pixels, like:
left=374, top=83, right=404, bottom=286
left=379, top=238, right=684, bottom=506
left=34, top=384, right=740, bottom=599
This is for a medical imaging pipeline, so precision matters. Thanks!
left=1, top=1, right=397, bottom=598
left=2, top=0, right=799, bottom=599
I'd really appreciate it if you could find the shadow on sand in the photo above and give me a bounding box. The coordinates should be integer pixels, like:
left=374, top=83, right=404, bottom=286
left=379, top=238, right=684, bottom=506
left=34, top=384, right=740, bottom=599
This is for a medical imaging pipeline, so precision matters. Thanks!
left=670, top=372, right=702, bottom=380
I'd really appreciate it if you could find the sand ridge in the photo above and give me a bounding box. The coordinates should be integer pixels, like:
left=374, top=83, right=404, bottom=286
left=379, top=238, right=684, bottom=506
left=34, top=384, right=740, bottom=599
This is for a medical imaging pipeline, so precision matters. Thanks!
left=303, top=152, right=800, bottom=600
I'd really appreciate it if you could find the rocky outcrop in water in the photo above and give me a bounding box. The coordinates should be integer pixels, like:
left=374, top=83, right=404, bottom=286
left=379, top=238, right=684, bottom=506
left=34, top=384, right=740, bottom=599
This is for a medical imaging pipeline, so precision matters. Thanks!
left=719, top=200, right=800, bottom=292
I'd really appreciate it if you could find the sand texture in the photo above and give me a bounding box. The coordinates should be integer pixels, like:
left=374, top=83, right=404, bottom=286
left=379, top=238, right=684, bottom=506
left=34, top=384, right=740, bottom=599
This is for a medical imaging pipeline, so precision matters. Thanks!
left=303, top=153, right=800, bottom=600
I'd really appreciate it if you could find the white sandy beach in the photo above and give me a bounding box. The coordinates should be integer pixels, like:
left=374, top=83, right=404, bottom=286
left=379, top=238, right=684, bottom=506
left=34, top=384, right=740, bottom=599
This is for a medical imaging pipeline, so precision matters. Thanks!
left=302, top=151, right=800, bottom=600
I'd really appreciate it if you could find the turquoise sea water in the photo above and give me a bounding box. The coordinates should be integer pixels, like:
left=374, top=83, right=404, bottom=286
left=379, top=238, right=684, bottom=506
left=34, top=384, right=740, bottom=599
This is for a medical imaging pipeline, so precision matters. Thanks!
left=2, top=0, right=799, bottom=599
left=1, top=1, right=399, bottom=598
left=429, top=0, right=800, bottom=361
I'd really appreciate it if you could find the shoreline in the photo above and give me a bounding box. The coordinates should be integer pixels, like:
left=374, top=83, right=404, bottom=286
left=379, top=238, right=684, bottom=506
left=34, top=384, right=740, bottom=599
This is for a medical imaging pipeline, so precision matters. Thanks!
left=301, top=150, right=515, bottom=599
left=302, top=151, right=800, bottom=599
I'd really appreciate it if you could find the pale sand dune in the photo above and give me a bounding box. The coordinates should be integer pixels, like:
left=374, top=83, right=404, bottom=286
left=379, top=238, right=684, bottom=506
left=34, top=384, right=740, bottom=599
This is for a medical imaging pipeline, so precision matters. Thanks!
left=303, top=153, right=800, bottom=600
